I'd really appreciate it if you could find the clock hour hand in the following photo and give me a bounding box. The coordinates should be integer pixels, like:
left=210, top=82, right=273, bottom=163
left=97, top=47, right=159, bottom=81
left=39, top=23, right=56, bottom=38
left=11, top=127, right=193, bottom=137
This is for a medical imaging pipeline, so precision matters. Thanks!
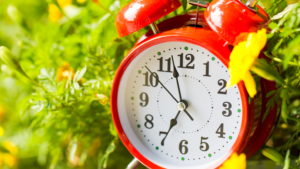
left=159, top=111, right=181, bottom=146
left=171, top=56, right=194, bottom=121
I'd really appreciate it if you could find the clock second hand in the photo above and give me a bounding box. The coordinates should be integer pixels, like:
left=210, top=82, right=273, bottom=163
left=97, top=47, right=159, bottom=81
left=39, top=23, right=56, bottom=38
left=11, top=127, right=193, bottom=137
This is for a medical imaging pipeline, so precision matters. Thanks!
left=159, top=110, right=181, bottom=146
left=145, top=66, right=193, bottom=121
left=145, top=65, right=178, bottom=103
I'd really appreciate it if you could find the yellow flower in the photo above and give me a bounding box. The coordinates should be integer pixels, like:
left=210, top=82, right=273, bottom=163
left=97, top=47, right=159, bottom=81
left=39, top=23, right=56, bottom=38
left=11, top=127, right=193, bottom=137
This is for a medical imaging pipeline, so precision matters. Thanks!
left=0, top=126, right=4, bottom=137
left=48, top=0, right=72, bottom=22
left=0, top=105, right=5, bottom=122
left=94, top=94, right=109, bottom=105
left=57, top=62, right=75, bottom=82
left=58, top=0, right=72, bottom=8
left=48, top=4, right=63, bottom=22
left=3, top=141, right=18, bottom=155
left=77, top=0, right=87, bottom=4
left=1, top=153, right=17, bottom=168
left=220, top=152, right=246, bottom=169
left=227, top=29, right=267, bottom=97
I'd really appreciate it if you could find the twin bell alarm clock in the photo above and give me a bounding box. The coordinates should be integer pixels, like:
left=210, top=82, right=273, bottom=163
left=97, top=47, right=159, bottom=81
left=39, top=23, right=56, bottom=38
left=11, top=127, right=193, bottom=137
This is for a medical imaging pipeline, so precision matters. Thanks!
left=111, top=0, right=279, bottom=168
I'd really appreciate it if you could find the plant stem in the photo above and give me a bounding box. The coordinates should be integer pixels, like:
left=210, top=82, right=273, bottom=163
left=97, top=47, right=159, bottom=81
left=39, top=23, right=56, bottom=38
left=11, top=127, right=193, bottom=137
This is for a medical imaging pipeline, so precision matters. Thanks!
left=273, top=57, right=300, bottom=66
left=95, top=1, right=115, bottom=16
left=19, top=69, right=47, bottom=91
left=287, top=116, right=300, bottom=123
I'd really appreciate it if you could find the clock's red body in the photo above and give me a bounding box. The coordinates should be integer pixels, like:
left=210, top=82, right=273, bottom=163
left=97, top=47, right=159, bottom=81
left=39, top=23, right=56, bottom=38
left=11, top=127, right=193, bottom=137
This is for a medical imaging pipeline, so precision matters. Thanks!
left=111, top=0, right=279, bottom=168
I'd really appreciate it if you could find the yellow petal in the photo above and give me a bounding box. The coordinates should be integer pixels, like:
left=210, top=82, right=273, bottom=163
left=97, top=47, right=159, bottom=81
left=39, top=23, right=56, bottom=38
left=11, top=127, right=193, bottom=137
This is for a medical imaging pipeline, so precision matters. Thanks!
left=3, top=153, right=17, bottom=167
left=0, top=126, right=4, bottom=137
left=257, top=29, right=267, bottom=48
left=243, top=71, right=257, bottom=98
left=77, top=0, right=87, bottom=4
left=3, top=142, right=18, bottom=155
left=48, top=4, right=63, bottom=22
left=220, top=152, right=246, bottom=169
left=58, top=0, right=72, bottom=7
left=227, top=28, right=266, bottom=97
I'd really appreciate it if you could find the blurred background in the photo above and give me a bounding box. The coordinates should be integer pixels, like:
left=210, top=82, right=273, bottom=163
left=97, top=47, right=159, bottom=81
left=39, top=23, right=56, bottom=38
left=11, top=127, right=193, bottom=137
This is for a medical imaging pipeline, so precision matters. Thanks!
left=0, top=0, right=299, bottom=169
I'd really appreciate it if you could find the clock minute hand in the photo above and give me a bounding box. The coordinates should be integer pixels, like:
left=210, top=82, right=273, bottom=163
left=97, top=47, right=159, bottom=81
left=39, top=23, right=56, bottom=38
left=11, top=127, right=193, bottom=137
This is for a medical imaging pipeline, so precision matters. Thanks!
left=159, top=111, right=181, bottom=146
left=171, top=56, right=194, bottom=121
left=171, top=55, right=182, bottom=101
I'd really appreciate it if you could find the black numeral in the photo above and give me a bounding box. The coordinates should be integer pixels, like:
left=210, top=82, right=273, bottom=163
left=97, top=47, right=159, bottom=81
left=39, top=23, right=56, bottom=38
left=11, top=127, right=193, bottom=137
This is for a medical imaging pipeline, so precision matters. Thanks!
left=222, top=102, right=232, bottom=117
left=143, top=72, right=159, bottom=87
left=200, top=137, right=209, bottom=151
left=216, top=123, right=225, bottom=138
left=179, top=140, right=188, bottom=154
left=143, top=72, right=150, bottom=86
left=144, top=114, right=154, bottom=129
left=218, top=79, right=227, bottom=94
left=203, top=61, right=211, bottom=77
left=157, top=57, right=172, bottom=72
left=178, top=53, right=195, bottom=69
left=139, top=92, right=149, bottom=107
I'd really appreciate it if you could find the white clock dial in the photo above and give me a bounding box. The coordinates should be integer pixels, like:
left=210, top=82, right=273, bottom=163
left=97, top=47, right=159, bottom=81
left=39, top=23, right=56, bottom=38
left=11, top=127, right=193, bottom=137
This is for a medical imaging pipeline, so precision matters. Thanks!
left=117, top=42, right=244, bottom=169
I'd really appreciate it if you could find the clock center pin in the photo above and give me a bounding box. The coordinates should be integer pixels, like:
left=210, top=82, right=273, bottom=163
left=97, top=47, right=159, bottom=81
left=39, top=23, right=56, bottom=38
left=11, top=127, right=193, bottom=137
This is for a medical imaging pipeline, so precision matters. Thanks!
left=177, top=100, right=189, bottom=111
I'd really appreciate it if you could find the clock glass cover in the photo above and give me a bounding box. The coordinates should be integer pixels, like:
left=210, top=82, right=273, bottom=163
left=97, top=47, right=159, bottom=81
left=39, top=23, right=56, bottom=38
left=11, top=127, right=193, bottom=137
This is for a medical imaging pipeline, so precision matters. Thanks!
left=116, top=41, right=246, bottom=169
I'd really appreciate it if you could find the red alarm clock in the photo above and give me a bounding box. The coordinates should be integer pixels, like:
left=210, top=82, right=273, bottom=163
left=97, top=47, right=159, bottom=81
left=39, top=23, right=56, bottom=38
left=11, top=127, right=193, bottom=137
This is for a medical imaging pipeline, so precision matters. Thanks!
left=111, top=0, right=279, bottom=168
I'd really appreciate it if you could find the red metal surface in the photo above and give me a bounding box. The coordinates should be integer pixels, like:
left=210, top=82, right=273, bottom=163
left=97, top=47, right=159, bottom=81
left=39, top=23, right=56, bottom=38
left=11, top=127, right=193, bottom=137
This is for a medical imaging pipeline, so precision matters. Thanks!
left=137, top=11, right=210, bottom=44
left=115, top=0, right=181, bottom=37
left=111, top=26, right=250, bottom=169
left=204, top=0, right=270, bottom=45
left=242, top=79, right=279, bottom=158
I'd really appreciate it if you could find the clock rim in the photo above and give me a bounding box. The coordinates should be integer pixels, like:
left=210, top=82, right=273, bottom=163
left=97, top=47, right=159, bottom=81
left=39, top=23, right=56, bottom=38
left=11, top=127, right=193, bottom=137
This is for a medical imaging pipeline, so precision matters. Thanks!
left=111, top=28, right=249, bottom=169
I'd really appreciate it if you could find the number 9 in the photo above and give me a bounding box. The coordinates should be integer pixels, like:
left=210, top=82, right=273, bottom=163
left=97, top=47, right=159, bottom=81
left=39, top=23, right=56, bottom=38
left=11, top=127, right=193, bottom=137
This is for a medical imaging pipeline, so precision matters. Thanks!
left=140, top=92, right=149, bottom=107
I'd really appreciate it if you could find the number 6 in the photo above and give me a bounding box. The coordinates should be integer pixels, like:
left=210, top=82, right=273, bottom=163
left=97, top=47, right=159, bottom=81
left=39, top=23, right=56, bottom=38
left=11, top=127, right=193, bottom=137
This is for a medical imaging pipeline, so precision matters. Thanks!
left=179, top=140, right=188, bottom=154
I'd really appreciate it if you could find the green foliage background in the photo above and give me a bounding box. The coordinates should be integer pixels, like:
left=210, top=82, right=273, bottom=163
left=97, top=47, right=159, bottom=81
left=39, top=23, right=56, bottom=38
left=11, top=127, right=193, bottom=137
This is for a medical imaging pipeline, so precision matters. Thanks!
left=0, top=0, right=299, bottom=169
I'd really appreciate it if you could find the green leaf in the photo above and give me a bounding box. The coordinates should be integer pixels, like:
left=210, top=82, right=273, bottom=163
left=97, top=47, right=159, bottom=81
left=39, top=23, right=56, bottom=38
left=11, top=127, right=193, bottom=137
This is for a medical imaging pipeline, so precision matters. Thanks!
left=74, top=66, right=86, bottom=82
left=50, top=150, right=61, bottom=169
left=272, top=3, right=298, bottom=20
left=98, top=140, right=116, bottom=169
left=73, top=82, right=81, bottom=90
left=0, top=145, right=10, bottom=153
left=269, top=22, right=278, bottom=29
left=38, top=142, right=49, bottom=166
left=266, top=90, right=277, bottom=98
left=263, top=96, right=275, bottom=122
left=69, top=139, right=78, bottom=161
left=283, top=149, right=290, bottom=169
left=109, top=122, right=118, bottom=137
left=262, top=147, right=285, bottom=164
left=79, top=150, right=88, bottom=166
left=281, top=96, right=288, bottom=124
left=251, top=58, right=285, bottom=85
left=182, top=0, right=187, bottom=11
left=262, top=105, right=271, bottom=122
left=280, top=28, right=294, bottom=38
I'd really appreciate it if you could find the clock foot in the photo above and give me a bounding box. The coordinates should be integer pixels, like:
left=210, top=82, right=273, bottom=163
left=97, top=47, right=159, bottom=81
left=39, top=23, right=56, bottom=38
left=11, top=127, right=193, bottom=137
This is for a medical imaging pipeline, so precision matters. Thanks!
left=126, top=158, right=140, bottom=169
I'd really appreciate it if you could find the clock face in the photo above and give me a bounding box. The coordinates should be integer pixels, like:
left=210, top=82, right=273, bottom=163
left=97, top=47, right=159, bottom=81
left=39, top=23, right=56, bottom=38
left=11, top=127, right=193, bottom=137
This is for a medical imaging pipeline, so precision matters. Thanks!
left=116, top=41, right=246, bottom=169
